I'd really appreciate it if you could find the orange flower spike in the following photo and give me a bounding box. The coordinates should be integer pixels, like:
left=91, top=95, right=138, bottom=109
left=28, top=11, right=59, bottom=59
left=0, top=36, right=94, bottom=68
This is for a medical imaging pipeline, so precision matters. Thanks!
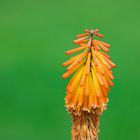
left=65, top=45, right=87, bottom=55
left=62, top=29, right=116, bottom=140
left=85, top=52, right=91, bottom=75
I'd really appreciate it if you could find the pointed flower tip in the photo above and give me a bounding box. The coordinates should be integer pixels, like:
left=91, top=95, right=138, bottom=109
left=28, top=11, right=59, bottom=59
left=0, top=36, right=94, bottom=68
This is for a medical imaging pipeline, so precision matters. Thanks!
left=62, top=73, right=68, bottom=79
left=62, top=75, right=66, bottom=79
left=62, top=63, right=68, bottom=66
left=113, top=64, right=116, bottom=68
left=65, top=52, right=69, bottom=55
left=111, top=63, right=116, bottom=68
left=110, top=83, right=114, bottom=87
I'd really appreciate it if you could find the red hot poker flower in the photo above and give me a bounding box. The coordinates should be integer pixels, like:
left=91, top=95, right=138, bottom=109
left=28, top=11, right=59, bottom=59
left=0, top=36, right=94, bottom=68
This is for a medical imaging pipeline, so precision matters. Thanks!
left=62, top=29, right=116, bottom=140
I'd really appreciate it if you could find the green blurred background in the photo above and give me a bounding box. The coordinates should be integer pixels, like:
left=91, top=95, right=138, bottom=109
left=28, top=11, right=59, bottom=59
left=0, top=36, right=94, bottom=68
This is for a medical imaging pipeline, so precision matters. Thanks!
left=0, top=0, right=140, bottom=139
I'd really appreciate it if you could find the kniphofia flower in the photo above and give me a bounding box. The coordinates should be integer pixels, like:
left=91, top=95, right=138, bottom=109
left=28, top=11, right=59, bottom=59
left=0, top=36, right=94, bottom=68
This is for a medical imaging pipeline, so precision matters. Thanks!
left=62, top=29, right=116, bottom=140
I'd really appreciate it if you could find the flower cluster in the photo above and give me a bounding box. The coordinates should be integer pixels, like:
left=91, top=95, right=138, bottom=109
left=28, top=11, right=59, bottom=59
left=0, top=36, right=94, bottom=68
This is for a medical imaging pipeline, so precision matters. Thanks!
left=62, top=29, right=116, bottom=140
